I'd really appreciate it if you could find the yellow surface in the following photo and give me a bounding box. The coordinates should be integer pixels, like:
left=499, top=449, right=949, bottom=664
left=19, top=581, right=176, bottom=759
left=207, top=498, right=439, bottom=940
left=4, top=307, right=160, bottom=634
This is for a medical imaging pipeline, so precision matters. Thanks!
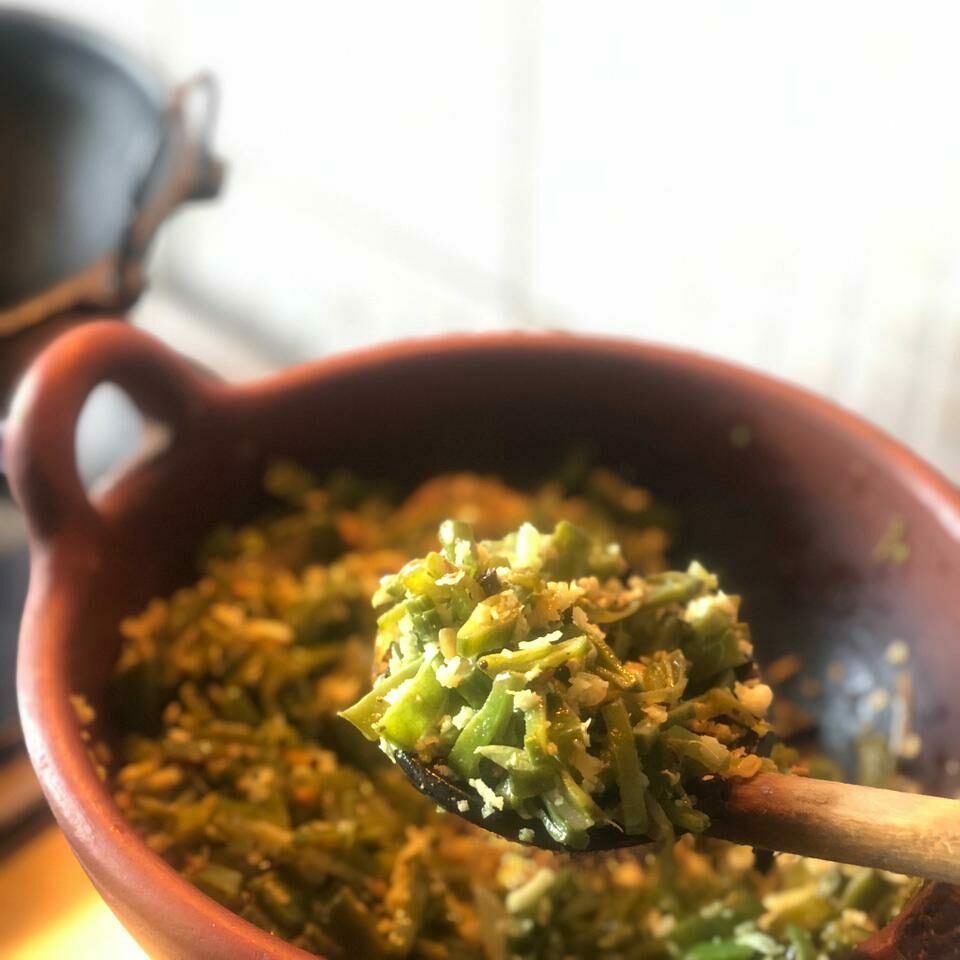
left=0, top=823, right=145, bottom=959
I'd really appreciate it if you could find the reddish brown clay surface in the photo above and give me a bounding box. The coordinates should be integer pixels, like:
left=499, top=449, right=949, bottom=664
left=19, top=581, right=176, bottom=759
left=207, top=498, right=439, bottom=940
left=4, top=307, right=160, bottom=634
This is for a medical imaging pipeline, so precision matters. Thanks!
left=8, top=321, right=960, bottom=959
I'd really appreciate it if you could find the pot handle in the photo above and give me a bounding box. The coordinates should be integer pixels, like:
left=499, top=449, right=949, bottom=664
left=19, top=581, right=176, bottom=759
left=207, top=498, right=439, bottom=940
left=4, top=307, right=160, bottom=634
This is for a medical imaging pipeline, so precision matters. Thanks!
left=4, top=321, right=214, bottom=546
left=115, top=73, right=225, bottom=303
left=0, top=75, right=224, bottom=339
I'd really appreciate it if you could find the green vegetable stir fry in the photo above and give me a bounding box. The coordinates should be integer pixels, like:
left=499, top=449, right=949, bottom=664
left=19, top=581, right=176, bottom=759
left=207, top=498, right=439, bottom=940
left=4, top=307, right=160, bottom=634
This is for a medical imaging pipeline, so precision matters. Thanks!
left=342, top=521, right=780, bottom=849
left=105, top=464, right=920, bottom=959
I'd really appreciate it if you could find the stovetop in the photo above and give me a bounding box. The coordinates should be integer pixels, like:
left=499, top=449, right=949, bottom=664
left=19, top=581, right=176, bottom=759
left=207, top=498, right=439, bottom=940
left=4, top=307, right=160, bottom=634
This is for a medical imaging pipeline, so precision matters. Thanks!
left=0, top=490, right=27, bottom=754
left=0, top=486, right=33, bottom=834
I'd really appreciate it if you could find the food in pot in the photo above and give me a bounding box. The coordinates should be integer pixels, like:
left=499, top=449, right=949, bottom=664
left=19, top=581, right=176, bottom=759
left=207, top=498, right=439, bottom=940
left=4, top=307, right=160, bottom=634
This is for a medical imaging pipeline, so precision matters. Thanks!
left=106, top=464, right=920, bottom=958
left=342, top=521, right=778, bottom=849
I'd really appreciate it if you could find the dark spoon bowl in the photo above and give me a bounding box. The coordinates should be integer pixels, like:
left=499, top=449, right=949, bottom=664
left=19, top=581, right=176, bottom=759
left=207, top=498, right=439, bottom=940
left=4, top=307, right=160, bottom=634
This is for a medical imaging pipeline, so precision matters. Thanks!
left=8, top=322, right=960, bottom=959
left=393, top=748, right=640, bottom=853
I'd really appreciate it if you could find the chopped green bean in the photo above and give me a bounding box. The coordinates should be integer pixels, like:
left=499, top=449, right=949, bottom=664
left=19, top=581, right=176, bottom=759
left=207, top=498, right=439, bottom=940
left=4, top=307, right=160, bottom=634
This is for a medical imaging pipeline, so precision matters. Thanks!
left=378, top=655, right=449, bottom=750
left=449, top=673, right=524, bottom=779
left=602, top=700, right=649, bottom=835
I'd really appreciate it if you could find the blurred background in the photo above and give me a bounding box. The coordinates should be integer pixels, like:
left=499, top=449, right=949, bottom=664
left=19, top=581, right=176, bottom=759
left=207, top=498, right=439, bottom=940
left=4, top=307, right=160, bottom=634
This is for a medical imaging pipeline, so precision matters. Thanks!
left=2, top=2, right=960, bottom=955
left=8, top=0, right=960, bottom=473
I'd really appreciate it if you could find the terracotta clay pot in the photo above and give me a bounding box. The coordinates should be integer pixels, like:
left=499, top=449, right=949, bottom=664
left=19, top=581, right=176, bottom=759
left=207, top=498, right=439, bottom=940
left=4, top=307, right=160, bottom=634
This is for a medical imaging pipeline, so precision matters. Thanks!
left=8, top=321, right=960, bottom=959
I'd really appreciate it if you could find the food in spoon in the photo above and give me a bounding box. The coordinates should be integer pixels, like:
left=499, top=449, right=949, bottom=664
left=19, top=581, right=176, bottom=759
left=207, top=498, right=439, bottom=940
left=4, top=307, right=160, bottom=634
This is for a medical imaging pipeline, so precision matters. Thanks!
left=104, top=464, right=922, bottom=958
left=341, top=520, right=779, bottom=848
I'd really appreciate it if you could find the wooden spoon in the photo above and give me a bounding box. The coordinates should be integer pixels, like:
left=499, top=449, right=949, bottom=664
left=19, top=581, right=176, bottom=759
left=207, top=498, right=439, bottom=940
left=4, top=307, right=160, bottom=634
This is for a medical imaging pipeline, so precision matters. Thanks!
left=395, top=749, right=960, bottom=883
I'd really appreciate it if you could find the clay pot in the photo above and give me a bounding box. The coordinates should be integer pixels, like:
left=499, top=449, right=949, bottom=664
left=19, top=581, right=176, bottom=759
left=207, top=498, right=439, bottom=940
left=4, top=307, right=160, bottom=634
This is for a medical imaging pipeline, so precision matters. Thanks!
left=8, top=321, right=960, bottom=958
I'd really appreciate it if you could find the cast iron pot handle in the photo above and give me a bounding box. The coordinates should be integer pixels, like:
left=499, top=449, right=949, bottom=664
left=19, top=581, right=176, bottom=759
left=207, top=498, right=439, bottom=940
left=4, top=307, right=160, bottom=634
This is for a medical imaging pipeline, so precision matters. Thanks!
left=115, top=72, right=225, bottom=304
left=0, top=74, right=224, bottom=338
left=4, top=321, right=215, bottom=545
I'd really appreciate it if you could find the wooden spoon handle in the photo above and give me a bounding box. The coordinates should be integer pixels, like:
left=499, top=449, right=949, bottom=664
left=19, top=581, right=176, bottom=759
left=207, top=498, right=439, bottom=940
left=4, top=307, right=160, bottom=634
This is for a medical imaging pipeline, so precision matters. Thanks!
left=699, top=772, right=960, bottom=884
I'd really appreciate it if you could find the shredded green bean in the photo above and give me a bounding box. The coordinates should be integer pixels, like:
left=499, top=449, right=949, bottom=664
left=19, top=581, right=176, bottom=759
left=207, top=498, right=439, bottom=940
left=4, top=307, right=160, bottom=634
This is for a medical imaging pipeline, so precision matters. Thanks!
left=344, top=520, right=777, bottom=846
